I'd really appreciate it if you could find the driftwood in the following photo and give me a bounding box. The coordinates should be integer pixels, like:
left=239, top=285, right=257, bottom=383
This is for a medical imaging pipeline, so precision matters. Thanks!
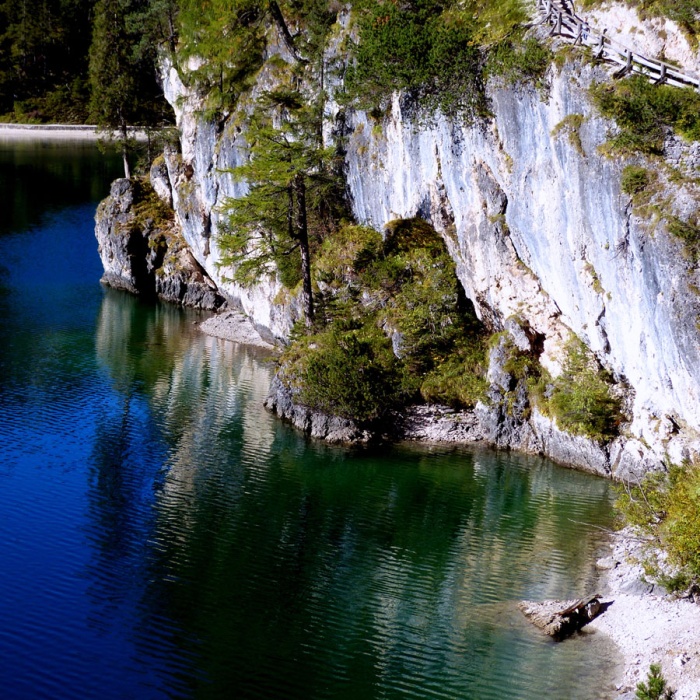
left=518, top=594, right=605, bottom=641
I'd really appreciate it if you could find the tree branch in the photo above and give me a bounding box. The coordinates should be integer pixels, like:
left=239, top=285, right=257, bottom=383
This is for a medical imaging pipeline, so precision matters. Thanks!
left=268, top=1, right=308, bottom=64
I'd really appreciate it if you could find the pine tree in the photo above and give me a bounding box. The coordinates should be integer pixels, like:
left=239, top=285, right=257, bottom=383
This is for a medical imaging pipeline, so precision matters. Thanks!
left=636, top=664, right=675, bottom=700
left=177, top=0, right=266, bottom=114
left=89, top=0, right=172, bottom=177
left=89, top=0, right=138, bottom=177
left=219, top=92, right=342, bottom=326
left=176, top=0, right=330, bottom=116
left=0, top=0, right=96, bottom=120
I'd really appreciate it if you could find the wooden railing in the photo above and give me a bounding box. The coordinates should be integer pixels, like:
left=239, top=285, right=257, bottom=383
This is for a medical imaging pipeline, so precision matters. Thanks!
left=536, top=0, right=700, bottom=90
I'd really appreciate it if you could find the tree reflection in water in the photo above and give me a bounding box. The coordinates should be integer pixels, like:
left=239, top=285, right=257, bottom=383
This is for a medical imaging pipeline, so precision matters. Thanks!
left=84, top=289, right=619, bottom=700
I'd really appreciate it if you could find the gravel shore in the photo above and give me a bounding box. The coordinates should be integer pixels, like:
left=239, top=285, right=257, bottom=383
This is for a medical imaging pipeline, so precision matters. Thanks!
left=196, top=310, right=276, bottom=350
left=0, top=123, right=148, bottom=140
left=590, top=528, right=700, bottom=699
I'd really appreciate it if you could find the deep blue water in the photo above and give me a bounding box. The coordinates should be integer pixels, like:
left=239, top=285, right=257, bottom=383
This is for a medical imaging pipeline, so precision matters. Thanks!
left=0, top=138, right=621, bottom=699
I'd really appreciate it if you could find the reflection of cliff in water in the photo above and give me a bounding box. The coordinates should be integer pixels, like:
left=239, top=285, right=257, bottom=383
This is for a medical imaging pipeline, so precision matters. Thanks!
left=88, top=290, right=281, bottom=685
left=94, top=289, right=277, bottom=480
left=85, top=289, right=619, bottom=699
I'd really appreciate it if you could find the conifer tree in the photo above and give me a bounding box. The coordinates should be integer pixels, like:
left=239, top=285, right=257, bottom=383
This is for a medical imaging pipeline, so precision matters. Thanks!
left=89, top=0, right=140, bottom=177
left=176, top=0, right=330, bottom=115
left=89, top=0, right=172, bottom=177
left=0, top=0, right=96, bottom=120
left=636, top=664, right=675, bottom=700
left=219, top=92, right=342, bottom=326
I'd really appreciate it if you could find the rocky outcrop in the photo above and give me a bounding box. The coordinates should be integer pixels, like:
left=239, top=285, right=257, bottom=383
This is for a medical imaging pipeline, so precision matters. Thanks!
left=264, top=375, right=372, bottom=443
left=342, top=61, right=700, bottom=472
left=95, top=178, right=149, bottom=296
left=394, top=405, right=487, bottom=443
left=95, top=177, right=226, bottom=311
left=197, top=310, right=275, bottom=349
left=93, top=4, right=700, bottom=476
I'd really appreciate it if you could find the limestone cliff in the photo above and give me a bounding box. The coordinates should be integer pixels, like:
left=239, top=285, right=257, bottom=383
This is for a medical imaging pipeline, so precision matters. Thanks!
left=95, top=175, right=226, bottom=311
left=95, top=4, right=700, bottom=477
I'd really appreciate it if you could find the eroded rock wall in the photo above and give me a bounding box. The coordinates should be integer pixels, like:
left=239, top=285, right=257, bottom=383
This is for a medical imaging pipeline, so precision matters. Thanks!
left=95, top=177, right=226, bottom=311
left=342, top=60, right=700, bottom=473
left=99, top=7, right=700, bottom=475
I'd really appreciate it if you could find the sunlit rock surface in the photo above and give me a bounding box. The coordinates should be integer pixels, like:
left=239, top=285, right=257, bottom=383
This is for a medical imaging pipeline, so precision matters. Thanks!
left=95, top=178, right=225, bottom=310
left=95, top=5, right=700, bottom=474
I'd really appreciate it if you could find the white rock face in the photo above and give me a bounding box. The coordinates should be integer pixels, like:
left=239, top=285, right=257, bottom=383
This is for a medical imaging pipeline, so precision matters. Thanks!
left=342, top=61, right=700, bottom=470
left=160, top=58, right=298, bottom=343
left=155, top=10, right=700, bottom=472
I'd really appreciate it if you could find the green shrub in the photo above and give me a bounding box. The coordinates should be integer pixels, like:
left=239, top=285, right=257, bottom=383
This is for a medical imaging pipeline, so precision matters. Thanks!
left=384, top=249, right=465, bottom=370
left=288, top=318, right=405, bottom=422
left=283, top=216, right=490, bottom=420
left=667, top=213, right=700, bottom=260
left=131, top=178, right=174, bottom=231
left=486, top=37, right=553, bottom=88
left=345, top=0, right=547, bottom=120
left=420, top=337, right=488, bottom=408
left=668, top=215, right=700, bottom=245
left=368, top=219, right=489, bottom=399
left=621, top=165, right=651, bottom=195
left=636, top=663, right=675, bottom=700
left=616, top=461, right=700, bottom=583
left=591, top=75, right=700, bottom=154
left=345, top=0, right=486, bottom=120
left=314, top=224, right=383, bottom=287
left=551, top=114, right=586, bottom=155
left=548, top=337, right=622, bottom=440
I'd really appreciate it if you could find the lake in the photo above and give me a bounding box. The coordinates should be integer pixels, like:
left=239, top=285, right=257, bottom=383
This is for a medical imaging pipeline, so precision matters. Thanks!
left=0, top=137, right=620, bottom=699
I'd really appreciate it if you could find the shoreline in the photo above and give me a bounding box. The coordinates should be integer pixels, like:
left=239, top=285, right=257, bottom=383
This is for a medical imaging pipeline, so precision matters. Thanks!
left=0, top=123, right=153, bottom=141
left=194, top=310, right=700, bottom=697
left=196, top=309, right=276, bottom=350
left=589, top=528, right=700, bottom=699
left=193, top=310, right=700, bottom=698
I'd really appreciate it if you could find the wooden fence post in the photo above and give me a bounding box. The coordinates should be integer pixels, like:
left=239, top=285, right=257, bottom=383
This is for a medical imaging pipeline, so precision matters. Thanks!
left=595, top=33, right=605, bottom=59
left=657, top=63, right=667, bottom=84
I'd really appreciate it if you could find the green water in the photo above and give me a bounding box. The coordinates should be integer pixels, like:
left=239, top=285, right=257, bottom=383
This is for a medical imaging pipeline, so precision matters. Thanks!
left=0, top=138, right=620, bottom=699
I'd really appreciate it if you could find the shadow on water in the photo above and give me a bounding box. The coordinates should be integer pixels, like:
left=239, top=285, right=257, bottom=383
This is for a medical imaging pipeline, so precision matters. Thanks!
left=0, top=138, right=121, bottom=236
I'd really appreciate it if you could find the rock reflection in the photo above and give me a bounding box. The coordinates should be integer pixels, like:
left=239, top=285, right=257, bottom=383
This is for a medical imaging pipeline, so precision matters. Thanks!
left=85, top=290, right=617, bottom=699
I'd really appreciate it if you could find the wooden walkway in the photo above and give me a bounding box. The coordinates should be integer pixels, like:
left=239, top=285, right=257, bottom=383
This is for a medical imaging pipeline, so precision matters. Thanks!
left=536, top=0, right=700, bottom=90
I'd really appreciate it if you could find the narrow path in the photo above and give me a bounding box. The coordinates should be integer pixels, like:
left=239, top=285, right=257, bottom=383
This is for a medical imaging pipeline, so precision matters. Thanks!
left=536, top=0, right=700, bottom=89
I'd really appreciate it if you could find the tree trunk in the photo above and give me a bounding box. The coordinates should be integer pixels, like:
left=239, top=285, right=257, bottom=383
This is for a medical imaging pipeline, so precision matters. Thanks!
left=268, top=1, right=307, bottom=64
left=146, top=128, right=152, bottom=165
left=293, top=174, right=314, bottom=326
left=121, top=122, right=131, bottom=179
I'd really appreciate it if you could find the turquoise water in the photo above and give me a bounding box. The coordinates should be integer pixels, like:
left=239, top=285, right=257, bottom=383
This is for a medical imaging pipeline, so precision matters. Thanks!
left=0, top=139, right=620, bottom=699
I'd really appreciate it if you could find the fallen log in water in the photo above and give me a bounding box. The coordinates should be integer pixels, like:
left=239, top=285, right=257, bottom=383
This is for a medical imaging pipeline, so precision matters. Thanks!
left=518, top=594, right=605, bottom=640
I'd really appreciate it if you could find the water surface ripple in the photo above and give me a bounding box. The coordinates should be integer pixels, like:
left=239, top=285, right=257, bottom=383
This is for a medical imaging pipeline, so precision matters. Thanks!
left=0, top=139, right=620, bottom=699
